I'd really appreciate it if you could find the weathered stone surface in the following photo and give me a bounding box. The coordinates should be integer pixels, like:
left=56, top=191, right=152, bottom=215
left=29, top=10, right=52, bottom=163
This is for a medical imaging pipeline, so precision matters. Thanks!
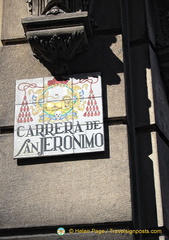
left=1, top=0, right=29, bottom=42
left=149, top=47, right=169, bottom=141
left=107, top=72, right=126, bottom=118
left=0, top=44, right=51, bottom=127
left=0, top=125, right=131, bottom=228
left=0, top=233, right=134, bottom=240
left=0, top=0, right=3, bottom=46
left=107, top=35, right=126, bottom=118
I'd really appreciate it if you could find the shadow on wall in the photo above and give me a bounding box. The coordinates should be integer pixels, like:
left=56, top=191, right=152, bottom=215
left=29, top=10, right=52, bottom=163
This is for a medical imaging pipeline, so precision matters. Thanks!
left=70, top=34, right=123, bottom=85
left=70, top=34, right=124, bottom=122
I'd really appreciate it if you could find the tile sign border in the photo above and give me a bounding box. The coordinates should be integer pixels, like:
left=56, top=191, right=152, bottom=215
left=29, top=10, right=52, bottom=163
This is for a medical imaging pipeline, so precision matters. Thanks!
left=14, top=73, right=104, bottom=159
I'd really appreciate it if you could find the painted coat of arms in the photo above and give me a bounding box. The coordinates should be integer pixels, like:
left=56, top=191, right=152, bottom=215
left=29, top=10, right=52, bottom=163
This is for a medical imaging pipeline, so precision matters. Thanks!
left=14, top=73, right=104, bottom=158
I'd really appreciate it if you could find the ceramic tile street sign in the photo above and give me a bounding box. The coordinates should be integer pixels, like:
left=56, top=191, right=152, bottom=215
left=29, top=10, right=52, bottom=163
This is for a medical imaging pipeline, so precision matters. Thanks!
left=14, top=73, right=104, bottom=158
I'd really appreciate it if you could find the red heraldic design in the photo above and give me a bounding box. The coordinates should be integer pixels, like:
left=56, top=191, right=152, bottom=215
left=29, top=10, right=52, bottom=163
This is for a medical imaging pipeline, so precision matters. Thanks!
left=17, top=95, right=33, bottom=123
left=83, top=89, right=101, bottom=117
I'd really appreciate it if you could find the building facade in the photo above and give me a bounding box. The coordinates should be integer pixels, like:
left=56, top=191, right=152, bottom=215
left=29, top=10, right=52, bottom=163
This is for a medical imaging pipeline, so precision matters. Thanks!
left=0, top=0, right=169, bottom=239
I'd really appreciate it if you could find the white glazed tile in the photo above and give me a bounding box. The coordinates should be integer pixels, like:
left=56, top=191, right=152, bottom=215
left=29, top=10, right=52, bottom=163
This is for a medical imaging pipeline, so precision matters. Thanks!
left=43, top=126, right=74, bottom=156
left=73, top=97, right=104, bottom=125
left=72, top=73, right=102, bottom=99
left=44, top=77, right=73, bottom=102
left=15, top=124, right=45, bottom=138
left=73, top=122, right=104, bottom=134
left=14, top=130, right=44, bottom=158
left=15, top=78, right=44, bottom=105
left=73, top=123, right=105, bottom=154
left=43, top=121, right=74, bottom=137
left=72, top=97, right=87, bottom=122
left=14, top=74, right=104, bottom=159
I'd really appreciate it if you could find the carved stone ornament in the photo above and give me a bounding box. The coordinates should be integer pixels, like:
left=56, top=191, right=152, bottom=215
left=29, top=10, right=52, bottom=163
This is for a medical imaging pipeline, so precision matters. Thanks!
left=25, top=0, right=91, bottom=16
left=22, top=12, right=92, bottom=76
left=26, top=0, right=32, bottom=13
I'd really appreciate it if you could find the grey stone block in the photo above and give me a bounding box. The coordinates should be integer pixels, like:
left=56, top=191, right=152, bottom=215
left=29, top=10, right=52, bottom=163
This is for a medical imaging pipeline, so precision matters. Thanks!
left=0, top=125, right=131, bottom=228
left=107, top=35, right=126, bottom=118
left=1, top=0, right=29, bottom=42
left=107, top=73, right=126, bottom=119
